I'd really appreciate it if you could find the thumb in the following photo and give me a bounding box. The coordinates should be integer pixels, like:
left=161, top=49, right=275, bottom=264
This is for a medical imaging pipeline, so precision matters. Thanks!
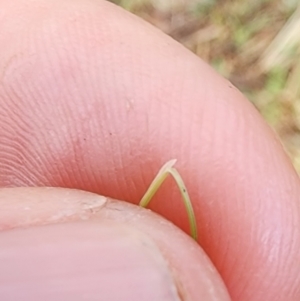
left=0, top=187, right=230, bottom=301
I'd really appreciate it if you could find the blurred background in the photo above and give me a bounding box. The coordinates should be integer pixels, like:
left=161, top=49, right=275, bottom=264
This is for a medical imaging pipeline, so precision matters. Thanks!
left=108, top=0, right=300, bottom=173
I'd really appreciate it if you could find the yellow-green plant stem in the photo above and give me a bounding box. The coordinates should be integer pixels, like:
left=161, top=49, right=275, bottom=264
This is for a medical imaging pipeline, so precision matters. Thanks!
left=139, top=159, right=198, bottom=241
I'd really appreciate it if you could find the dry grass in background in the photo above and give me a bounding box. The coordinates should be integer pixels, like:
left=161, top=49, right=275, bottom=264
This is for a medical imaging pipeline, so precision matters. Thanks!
left=109, top=0, right=300, bottom=172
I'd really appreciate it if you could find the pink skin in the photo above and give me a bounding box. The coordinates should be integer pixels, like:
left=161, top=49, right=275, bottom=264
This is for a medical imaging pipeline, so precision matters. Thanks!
left=0, top=188, right=230, bottom=301
left=0, top=0, right=300, bottom=300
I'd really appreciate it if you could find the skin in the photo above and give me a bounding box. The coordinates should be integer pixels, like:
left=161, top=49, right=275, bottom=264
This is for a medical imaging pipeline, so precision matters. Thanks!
left=0, top=0, right=300, bottom=300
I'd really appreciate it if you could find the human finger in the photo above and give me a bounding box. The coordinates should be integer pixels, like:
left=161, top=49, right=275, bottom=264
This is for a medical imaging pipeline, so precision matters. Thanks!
left=0, top=187, right=230, bottom=301
left=0, top=1, right=300, bottom=300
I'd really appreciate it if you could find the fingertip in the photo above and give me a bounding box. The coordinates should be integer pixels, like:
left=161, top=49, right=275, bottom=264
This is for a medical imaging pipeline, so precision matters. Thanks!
left=1, top=1, right=300, bottom=300
left=0, top=187, right=231, bottom=301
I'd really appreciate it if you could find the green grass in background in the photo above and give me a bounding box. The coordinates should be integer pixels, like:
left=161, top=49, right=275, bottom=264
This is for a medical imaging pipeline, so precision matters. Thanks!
left=109, top=0, right=300, bottom=172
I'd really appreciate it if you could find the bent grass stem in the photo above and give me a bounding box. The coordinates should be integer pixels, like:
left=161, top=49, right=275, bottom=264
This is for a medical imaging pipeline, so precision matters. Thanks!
left=139, top=159, right=198, bottom=240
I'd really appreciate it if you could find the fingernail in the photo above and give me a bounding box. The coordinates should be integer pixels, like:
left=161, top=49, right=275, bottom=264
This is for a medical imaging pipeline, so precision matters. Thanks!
left=0, top=188, right=107, bottom=230
left=0, top=221, right=181, bottom=301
